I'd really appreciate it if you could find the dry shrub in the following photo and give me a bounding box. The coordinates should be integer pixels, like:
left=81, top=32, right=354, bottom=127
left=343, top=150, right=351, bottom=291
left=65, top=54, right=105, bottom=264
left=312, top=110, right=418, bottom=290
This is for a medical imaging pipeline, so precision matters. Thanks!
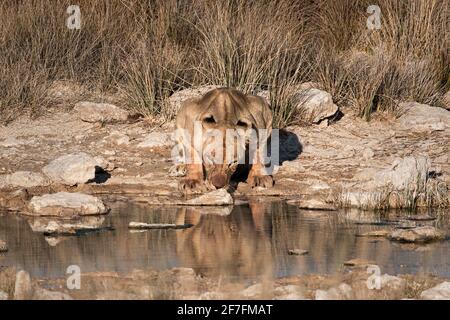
left=0, top=0, right=449, bottom=125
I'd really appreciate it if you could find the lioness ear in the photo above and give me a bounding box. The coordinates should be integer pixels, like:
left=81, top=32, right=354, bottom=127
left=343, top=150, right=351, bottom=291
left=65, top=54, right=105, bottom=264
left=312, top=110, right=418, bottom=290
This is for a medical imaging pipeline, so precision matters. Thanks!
left=247, top=95, right=273, bottom=131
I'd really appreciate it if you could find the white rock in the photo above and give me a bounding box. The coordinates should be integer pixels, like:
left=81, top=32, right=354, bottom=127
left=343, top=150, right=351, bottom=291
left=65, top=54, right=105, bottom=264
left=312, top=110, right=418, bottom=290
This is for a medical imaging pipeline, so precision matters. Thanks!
left=28, top=192, right=107, bottom=217
left=273, top=285, right=306, bottom=300
left=315, top=283, right=353, bottom=300
left=168, top=86, right=221, bottom=112
left=362, top=147, right=375, bottom=160
left=33, top=288, right=73, bottom=300
left=380, top=274, right=406, bottom=290
left=388, top=226, right=445, bottom=243
left=241, top=283, right=263, bottom=299
left=108, top=132, right=130, bottom=146
left=74, top=101, right=131, bottom=123
left=0, top=171, right=50, bottom=188
left=43, top=152, right=98, bottom=185
left=186, top=189, right=234, bottom=206
left=14, top=270, right=32, bottom=300
left=137, top=132, right=172, bottom=148
left=372, top=156, right=430, bottom=190
left=420, top=282, right=450, bottom=300
left=0, top=291, right=8, bottom=300
left=398, top=102, right=450, bottom=131
left=294, top=88, right=339, bottom=124
left=28, top=216, right=106, bottom=234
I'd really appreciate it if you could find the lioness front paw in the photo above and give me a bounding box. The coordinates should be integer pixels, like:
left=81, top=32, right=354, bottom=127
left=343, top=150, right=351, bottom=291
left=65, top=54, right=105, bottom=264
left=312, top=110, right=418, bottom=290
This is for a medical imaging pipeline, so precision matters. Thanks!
left=178, top=178, right=209, bottom=193
left=247, top=175, right=274, bottom=188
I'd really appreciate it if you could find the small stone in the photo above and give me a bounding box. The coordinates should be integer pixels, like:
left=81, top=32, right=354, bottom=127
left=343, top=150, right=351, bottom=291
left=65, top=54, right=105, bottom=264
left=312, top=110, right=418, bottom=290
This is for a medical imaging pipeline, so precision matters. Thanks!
left=186, top=189, right=233, bottom=206
left=420, top=282, right=450, bottom=300
left=356, top=230, right=390, bottom=238
left=28, top=192, right=108, bottom=217
left=137, top=132, right=172, bottom=148
left=288, top=249, right=309, bottom=256
left=294, top=88, right=339, bottom=124
left=343, top=258, right=374, bottom=267
left=240, top=283, right=263, bottom=299
left=74, top=101, right=132, bottom=123
left=0, top=171, right=50, bottom=188
left=315, top=283, right=353, bottom=300
left=379, top=274, right=406, bottom=290
left=32, top=288, right=73, bottom=300
left=388, top=226, right=445, bottom=243
left=362, top=147, right=375, bottom=160
left=14, top=270, right=32, bottom=300
left=406, top=215, right=436, bottom=221
left=43, top=152, right=99, bottom=185
left=273, top=285, right=306, bottom=300
left=289, top=198, right=336, bottom=211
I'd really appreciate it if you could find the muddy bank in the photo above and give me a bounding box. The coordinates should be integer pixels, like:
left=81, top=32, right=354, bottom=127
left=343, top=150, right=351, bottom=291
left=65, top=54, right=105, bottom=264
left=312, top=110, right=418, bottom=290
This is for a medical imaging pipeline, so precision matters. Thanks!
left=1, top=265, right=449, bottom=300
left=0, top=97, right=449, bottom=212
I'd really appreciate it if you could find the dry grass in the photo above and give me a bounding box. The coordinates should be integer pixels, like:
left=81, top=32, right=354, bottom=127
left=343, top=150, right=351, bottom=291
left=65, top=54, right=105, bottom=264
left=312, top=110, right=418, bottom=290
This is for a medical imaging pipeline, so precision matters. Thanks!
left=0, top=0, right=449, bottom=125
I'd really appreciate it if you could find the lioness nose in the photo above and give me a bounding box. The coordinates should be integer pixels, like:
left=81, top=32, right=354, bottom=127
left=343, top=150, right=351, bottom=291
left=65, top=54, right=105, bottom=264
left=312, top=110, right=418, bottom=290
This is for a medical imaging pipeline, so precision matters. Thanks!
left=211, top=173, right=227, bottom=188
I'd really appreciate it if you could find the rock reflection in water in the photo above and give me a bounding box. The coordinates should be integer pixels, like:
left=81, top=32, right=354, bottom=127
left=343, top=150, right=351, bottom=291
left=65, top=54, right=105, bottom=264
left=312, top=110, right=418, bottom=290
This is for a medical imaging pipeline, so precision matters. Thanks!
left=0, top=202, right=449, bottom=280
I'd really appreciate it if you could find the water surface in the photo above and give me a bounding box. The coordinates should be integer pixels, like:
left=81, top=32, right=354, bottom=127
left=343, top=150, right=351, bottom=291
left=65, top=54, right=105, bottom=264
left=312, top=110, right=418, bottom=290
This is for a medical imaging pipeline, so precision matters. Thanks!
left=0, top=201, right=449, bottom=281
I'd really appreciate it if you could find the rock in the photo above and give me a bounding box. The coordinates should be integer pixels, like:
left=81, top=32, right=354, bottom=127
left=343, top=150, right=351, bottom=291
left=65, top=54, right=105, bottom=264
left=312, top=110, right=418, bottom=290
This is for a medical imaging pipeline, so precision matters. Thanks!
left=28, top=192, right=108, bottom=217
left=273, top=285, right=305, bottom=300
left=43, top=152, right=99, bottom=185
left=14, top=270, right=32, bottom=300
left=186, top=189, right=234, bottom=206
left=240, top=283, right=263, bottom=299
left=128, top=222, right=193, bottom=230
left=398, top=102, right=450, bottom=131
left=315, top=283, right=353, bottom=300
left=168, top=86, right=221, bottom=112
left=0, top=239, right=8, bottom=252
left=200, top=206, right=233, bottom=216
left=108, top=132, right=130, bottom=146
left=388, top=226, right=445, bottom=243
left=137, top=132, right=172, bottom=148
left=0, top=291, right=8, bottom=300
left=379, top=274, right=406, bottom=290
left=288, top=249, right=309, bottom=256
left=0, top=189, right=30, bottom=211
left=294, top=88, right=339, bottom=124
left=343, top=258, right=374, bottom=267
left=356, top=230, right=390, bottom=237
left=372, top=156, right=430, bottom=190
left=288, top=198, right=336, bottom=211
left=94, top=156, right=115, bottom=172
left=344, top=156, right=432, bottom=208
left=74, top=101, right=132, bottom=123
left=0, top=171, right=50, bottom=188
left=420, top=282, right=450, bottom=300
left=362, top=147, right=374, bottom=160
left=27, top=216, right=106, bottom=235
left=32, top=288, right=73, bottom=300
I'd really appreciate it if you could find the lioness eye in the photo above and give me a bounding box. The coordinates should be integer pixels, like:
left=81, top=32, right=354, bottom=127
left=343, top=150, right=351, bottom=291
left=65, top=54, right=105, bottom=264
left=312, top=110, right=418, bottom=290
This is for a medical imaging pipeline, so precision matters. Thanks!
left=203, top=115, right=215, bottom=124
left=237, top=120, right=249, bottom=128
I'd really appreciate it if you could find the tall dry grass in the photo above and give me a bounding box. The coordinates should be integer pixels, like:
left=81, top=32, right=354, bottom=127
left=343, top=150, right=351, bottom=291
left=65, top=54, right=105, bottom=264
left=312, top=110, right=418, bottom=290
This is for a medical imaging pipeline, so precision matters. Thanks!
left=0, top=0, right=449, bottom=125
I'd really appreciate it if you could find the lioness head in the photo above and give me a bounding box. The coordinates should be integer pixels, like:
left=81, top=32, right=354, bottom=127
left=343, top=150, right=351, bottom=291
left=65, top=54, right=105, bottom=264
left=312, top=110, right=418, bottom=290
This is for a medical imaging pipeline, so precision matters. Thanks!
left=176, top=87, right=273, bottom=191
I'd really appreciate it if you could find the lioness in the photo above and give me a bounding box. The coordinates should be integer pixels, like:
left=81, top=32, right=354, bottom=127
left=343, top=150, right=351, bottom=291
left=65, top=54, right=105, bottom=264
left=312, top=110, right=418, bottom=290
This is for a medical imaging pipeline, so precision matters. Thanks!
left=175, top=87, right=274, bottom=192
